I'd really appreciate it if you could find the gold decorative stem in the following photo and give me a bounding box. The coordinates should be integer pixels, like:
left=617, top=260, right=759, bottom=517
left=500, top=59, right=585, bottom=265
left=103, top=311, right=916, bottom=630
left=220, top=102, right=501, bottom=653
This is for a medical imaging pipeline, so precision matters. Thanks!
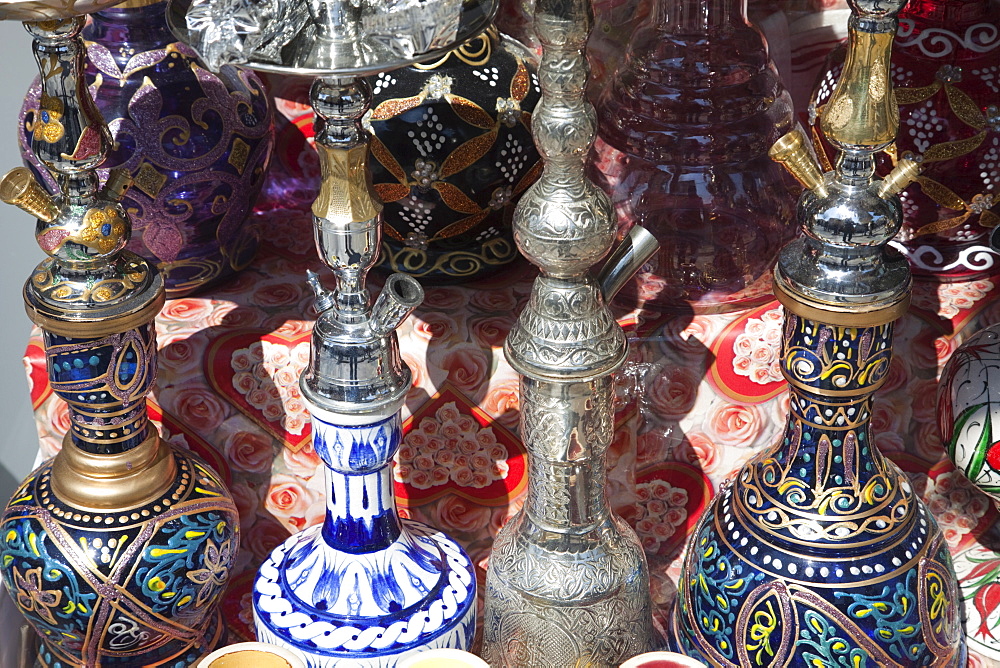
left=312, top=143, right=382, bottom=224
left=821, top=19, right=898, bottom=151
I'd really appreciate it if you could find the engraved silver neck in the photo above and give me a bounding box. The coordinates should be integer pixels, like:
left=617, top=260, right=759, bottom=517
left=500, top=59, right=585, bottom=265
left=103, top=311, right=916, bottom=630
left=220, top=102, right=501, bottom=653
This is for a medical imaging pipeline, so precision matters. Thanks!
left=503, top=0, right=656, bottom=382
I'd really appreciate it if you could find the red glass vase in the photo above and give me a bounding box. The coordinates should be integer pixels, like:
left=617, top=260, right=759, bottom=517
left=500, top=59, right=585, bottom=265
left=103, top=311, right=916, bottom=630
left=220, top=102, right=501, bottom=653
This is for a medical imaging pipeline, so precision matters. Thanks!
left=590, top=0, right=798, bottom=313
left=810, top=0, right=1000, bottom=280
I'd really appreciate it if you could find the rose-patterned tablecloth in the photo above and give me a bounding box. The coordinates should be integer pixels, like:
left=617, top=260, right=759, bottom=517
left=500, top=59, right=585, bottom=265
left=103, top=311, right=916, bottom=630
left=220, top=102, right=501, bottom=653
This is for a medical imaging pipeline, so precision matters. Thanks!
left=22, top=2, right=1000, bottom=661
left=23, top=200, right=1000, bottom=665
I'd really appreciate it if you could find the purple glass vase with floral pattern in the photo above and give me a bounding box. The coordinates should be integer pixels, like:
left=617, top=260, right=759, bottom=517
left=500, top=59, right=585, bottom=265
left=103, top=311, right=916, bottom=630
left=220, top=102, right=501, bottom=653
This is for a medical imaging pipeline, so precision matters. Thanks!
left=19, top=0, right=274, bottom=296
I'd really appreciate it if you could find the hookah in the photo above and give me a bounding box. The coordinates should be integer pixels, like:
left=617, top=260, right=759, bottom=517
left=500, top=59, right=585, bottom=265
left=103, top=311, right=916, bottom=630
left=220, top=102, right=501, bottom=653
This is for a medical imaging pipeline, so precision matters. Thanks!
left=479, top=0, right=660, bottom=663
left=0, top=9, right=239, bottom=667
left=670, top=0, right=966, bottom=664
left=171, top=0, right=496, bottom=664
left=251, top=77, right=479, bottom=664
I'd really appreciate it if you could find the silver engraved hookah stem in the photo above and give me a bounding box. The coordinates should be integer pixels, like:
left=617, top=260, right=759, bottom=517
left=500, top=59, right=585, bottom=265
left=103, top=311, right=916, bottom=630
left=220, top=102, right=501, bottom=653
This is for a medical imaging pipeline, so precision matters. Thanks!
left=480, top=0, right=658, bottom=661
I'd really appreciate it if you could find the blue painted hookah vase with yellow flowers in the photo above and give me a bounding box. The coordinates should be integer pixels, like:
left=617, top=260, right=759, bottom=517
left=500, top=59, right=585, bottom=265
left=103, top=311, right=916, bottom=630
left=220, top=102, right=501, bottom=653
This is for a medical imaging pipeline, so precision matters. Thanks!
left=0, top=17, right=238, bottom=667
left=670, top=0, right=967, bottom=665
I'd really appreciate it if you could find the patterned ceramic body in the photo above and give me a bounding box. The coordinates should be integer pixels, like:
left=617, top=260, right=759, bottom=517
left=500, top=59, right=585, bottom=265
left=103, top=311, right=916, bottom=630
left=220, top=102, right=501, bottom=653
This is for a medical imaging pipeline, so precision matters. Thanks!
left=591, top=0, right=798, bottom=312
left=810, top=0, right=1000, bottom=281
left=939, top=324, right=1000, bottom=500
left=671, top=315, right=966, bottom=666
left=366, top=26, right=541, bottom=283
left=253, top=411, right=477, bottom=667
left=19, top=0, right=274, bottom=296
left=482, top=377, right=653, bottom=667
left=0, top=323, right=240, bottom=668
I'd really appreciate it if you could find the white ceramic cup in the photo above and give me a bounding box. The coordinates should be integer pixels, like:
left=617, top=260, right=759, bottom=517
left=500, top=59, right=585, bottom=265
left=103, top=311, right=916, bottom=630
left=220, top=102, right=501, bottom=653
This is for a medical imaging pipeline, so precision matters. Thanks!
left=619, top=651, right=710, bottom=668
left=197, top=642, right=307, bottom=668
left=396, top=648, right=491, bottom=668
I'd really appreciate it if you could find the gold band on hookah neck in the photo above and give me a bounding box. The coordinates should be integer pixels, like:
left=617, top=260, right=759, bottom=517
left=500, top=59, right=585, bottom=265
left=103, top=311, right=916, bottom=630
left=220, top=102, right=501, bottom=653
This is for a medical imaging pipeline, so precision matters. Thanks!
left=50, top=431, right=177, bottom=510
left=821, top=27, right=899, bottom=152
left=24, top=286, right=166, bottom=338
left=772, top=279, right=911, bottom=328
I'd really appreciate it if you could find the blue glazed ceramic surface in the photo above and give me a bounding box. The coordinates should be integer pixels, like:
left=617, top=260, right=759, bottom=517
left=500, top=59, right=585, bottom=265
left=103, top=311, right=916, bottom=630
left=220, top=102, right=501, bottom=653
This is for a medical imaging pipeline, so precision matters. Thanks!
left=0, top=323, right=239, bottom=667
left=2, top=454, right=235, bottom=667
left=672, top=314, right=967, bottom=666
left=253, top=413, right=476, bottom=667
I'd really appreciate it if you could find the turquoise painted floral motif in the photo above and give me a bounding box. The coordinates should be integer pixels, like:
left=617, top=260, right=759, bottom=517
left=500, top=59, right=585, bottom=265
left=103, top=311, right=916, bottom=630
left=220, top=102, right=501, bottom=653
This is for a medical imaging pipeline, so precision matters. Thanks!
left=3, top=517, right=96, bottom=652
left=136, top=508, right=234, bottom=615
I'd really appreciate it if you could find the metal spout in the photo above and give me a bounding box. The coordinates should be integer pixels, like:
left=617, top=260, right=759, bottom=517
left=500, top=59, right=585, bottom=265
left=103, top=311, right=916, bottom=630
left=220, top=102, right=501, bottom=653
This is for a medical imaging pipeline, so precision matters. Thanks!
left=598, top=226, right=658, bottom=302
left=306, top=270, right=336, bottom=313
left=302, top=272, right=419, bottom=417
left=770, top=129, right=828, bottom=198
left=0, top=167, right=58, bottom=222
left=371, top=273, right=423, bottom=338
left=100, top=168, right=133, bottom=203
left=877, top=157, right=921, bottom=199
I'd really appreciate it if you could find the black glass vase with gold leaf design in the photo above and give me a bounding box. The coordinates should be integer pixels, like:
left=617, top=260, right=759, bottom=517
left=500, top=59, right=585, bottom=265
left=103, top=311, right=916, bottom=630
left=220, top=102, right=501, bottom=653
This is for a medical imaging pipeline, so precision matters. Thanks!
left=366, top=26, right=540, bottom=283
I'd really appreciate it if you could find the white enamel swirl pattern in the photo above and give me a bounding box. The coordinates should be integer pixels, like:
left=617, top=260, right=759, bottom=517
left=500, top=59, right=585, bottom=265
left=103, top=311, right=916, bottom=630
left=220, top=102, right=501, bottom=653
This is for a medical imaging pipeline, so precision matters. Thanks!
left=892, top=240, right=1000, bottom=273
left=897, top=19, right=1000, bottom=58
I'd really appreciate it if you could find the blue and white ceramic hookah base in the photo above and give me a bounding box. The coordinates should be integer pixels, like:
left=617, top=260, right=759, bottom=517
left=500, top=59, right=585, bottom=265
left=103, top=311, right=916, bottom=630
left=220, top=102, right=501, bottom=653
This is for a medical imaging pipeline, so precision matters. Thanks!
left=252, top=414, right=477, bottom=666
left=253, top=521, right=476, bottom=666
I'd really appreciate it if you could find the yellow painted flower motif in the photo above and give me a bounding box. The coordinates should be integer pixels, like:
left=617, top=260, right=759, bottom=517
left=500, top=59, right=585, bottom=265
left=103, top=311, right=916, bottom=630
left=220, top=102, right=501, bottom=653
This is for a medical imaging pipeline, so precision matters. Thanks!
left=12, top=566, right=63, bottom=625
left=27, top=94, right=66, bottom=144
left=77, top=207, right=127, bottom=254
left=185, top=538, right=231, bottom=607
